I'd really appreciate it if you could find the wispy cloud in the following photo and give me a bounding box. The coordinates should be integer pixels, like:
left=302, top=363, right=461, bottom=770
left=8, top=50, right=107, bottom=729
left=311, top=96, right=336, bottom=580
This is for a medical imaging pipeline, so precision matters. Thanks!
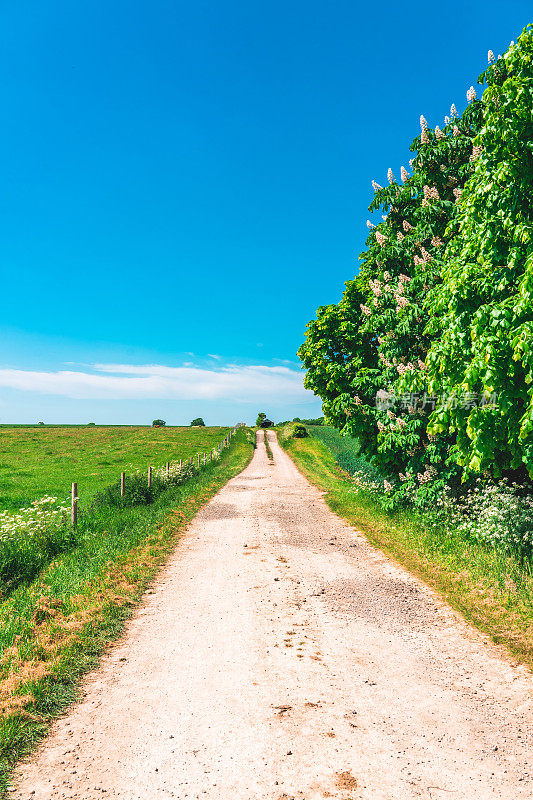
left=0, top=363, right=313, bottom=405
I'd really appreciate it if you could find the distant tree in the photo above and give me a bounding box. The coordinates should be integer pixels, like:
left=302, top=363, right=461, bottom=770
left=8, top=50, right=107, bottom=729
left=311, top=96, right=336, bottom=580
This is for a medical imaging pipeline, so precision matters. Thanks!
left=37, top=421, right=44, bottom=426
left=256, top=412, right=273, bottom=428
left=87, top=422, right=96, bottom=426
left=152, top=419, right=166, bottom=428
left=190, top=417, right=205, bottom=427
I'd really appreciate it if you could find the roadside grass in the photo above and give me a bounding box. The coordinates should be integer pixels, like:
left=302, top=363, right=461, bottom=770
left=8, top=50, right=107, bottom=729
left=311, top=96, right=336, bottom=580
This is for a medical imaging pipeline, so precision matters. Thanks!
left=0, top=430, right=253, bottom=795
left=263, top=430, right=274, bottom=461
left=280, top=434, right=533, bottom=671
left=0, top=425, right=230, bottom=511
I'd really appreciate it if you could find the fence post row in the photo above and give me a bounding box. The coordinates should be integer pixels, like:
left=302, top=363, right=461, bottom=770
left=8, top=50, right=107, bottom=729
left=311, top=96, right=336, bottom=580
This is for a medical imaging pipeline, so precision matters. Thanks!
left=70, top=425, right=239, bottom=528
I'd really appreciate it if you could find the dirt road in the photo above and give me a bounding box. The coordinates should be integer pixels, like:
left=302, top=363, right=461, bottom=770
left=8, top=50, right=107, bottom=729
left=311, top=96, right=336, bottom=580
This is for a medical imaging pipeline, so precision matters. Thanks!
left=13, top=431, right=533, bottom=799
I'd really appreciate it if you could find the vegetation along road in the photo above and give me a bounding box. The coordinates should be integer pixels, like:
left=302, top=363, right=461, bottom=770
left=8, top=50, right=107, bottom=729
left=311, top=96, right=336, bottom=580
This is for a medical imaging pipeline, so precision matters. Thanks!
left=13, top=431, right=533, bottom=799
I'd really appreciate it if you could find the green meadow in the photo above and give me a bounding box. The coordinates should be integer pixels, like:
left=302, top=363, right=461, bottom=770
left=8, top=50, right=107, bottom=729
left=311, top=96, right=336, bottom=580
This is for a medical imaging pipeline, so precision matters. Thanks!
left=0, top=426, right=230, bottom=510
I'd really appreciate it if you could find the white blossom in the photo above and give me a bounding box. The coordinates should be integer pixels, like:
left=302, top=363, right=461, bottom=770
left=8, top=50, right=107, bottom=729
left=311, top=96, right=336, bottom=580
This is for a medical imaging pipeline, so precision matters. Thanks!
left=420, top=114, right=428, bottom=131
left=387, top=167, right=395, bottom=184
left=453, top=124, right=460, bottom=137
left=372, top=180, right=382, bottom=191
left=400, top=166, right=409, bottom=182
left=450, top=103, right=457, bottom=118
left=375, top=231, right=387, bottom=246
left=488, top=50, right=495, bottom=64
left=423, top=185, right=440, bottom=202
left=466, top=85, right=477, bottom=102
left=367, top=219, right=375, bottom=229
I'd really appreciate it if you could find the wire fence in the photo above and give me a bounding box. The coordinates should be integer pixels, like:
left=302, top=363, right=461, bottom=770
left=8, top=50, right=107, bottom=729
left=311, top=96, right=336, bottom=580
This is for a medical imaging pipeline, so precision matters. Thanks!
left=70, top=426, right=241, bottom=527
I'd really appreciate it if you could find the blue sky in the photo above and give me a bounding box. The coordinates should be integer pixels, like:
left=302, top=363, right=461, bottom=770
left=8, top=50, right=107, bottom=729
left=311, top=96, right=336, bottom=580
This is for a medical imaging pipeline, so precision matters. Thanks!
left=1, top=1, right=530, bottom=424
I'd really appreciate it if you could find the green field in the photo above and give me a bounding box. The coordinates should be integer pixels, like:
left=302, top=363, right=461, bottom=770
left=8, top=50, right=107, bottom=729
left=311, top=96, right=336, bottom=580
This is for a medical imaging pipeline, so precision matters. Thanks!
left=0, top=426, right=230, bottom=510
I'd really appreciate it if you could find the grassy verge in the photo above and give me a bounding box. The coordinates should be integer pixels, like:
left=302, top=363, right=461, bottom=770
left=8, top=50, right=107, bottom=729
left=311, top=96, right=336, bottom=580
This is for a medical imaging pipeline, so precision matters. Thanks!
left=0, top=430, right=253, bottom=794
left=263, top=430, right=274, bottom=461
left=279, top=433, right=533, bottom=671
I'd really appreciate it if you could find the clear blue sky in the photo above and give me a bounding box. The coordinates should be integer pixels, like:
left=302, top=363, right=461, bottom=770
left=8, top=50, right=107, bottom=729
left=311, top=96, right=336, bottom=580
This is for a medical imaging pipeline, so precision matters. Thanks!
left=0, top=1, right=530, bottom=424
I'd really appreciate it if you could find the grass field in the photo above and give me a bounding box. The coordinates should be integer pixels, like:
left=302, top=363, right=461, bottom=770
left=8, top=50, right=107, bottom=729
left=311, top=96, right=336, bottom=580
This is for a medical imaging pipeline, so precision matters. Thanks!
left=279, top=433, right=533, bottom=672
left=0, top=426, right=230, bottom=511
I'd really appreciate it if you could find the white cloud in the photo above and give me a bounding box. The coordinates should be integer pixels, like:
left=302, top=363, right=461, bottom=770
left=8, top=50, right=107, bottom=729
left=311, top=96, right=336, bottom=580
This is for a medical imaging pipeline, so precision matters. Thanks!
left=0, top=363, right=313, bottom=405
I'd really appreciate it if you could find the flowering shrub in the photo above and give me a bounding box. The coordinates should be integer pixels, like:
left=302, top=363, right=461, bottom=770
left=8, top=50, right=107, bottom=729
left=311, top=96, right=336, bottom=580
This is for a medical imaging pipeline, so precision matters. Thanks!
left=352, top=468, right=533, bottom=558
left=448, top=480, right=533, bottom=557
left=0, top=497, right=73, bottom=589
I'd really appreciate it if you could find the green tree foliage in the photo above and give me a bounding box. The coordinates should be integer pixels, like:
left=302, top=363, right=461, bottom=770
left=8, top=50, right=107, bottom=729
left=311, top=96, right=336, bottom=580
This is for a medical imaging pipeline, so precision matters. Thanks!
left=256, top=412, right=273, bottom=428
left=152, top=419, right=166, bottom=428
left=420, top=29, right=533, bottom=480
left=190, top=417, right=206, bottom=427
left=300, top=85, right=482, bottom=503
left=299, top=26, right=533, bottom=503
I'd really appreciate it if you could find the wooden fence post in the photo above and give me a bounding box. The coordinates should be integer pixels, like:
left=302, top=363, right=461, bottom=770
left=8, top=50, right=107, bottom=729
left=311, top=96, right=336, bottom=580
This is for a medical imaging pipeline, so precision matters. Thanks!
left=121, top=472, right=126, bottom=497
left=197, top=453, right=201, bottom=468
left=166, top=462, right=170, bottom=479
left=148, top=466, right=152, bottom=487
left=71, top=482, right=78, bottom=529
left=179, top=459, right=182, bottom=469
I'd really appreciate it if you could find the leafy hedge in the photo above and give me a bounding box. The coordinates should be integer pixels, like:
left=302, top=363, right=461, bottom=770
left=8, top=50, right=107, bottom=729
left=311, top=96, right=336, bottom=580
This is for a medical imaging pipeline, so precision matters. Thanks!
left=299, top=26, right=533, bottom=507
